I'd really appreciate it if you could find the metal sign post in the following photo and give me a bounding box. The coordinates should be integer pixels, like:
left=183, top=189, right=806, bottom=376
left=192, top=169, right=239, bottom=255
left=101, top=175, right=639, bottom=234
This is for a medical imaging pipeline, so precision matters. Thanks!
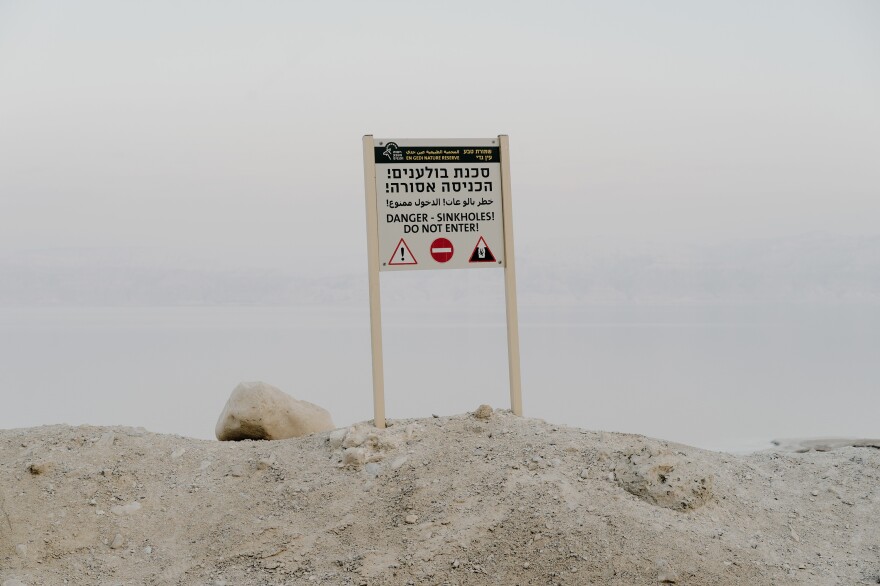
left=362, top=135, right=522, bottom=428
left=498, top=135, right=523, bottom=417
left=362, top=135, right=386, bottom=428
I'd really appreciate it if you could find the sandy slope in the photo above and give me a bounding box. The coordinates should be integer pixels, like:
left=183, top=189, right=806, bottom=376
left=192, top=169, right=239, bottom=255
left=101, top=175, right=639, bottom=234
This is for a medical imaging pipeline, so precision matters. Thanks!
left=1, top=410, right=878, bottom=585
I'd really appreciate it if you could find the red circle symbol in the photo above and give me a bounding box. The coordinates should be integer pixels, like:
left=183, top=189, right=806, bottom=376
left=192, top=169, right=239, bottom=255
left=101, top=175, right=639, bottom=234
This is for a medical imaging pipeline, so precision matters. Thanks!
left=430, top=237, right=454, bottom=263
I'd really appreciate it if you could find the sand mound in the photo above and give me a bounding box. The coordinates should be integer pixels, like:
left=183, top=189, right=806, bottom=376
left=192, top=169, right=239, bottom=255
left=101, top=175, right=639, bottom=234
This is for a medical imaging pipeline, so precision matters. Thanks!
left=1, top=411, right=878, bottom=585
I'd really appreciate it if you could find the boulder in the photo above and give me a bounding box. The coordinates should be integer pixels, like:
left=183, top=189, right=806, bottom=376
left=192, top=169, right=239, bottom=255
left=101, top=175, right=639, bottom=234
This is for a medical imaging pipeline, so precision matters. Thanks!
left=615, top=446, right=713, bottom=511
left=215, top=381, right=334, bottom=441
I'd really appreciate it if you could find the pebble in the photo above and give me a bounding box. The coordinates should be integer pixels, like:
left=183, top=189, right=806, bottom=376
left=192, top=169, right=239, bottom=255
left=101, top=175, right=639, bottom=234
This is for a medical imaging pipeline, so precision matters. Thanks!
left=523, top=562, right=530, bottom=568
left=452, top=559, right=460, bottom=568
left=365, top=462, right=381, bottom=478
left=343, top=427, right=369, bottom=448
left=15, top=543, right=27, bottom=557
left=110, top=534, right=124, bottom=549
left=111, top=502, right=142, bottom=516
left=811, top=490, right=819, bottom=497
left=656, top=558, right=677, bottom=583
left=390, top=456, right=409, bottom=470
left=342, top=448, right=366, bottom=468
left=474, top=404, right=493, bottom=419
left=405, top=514, right=418, bottom=524
left=144, top=546, right=153, bottom=555
left=26, top=461, right=52, bottom=475
left=171, top=448, right=186, bottom=459
left=328, top=428, right=347, bottom=449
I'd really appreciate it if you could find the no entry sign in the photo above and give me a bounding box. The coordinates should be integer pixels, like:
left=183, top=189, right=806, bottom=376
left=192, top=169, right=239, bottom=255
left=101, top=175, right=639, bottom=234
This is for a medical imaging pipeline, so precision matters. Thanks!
left=370, top=138, right=506, bottom=272
left=430, top=237, right=454, bottom=263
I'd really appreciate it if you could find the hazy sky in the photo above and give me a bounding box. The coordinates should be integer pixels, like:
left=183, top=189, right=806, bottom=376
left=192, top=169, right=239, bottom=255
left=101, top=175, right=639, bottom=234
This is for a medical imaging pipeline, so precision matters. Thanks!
left=2, top=1, right=879, bottom=266
left=1, top=2, right=879, bottom=446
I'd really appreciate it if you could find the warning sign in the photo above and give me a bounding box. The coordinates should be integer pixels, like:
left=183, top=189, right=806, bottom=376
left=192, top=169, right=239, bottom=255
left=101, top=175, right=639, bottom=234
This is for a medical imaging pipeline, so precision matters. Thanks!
left=372, top=138, right=506, bottom=271
left=362, top=134, right=523, bottom=428
left=469, top=236, right=496, bottom=263
left=388, top=238, right=417, bottom=266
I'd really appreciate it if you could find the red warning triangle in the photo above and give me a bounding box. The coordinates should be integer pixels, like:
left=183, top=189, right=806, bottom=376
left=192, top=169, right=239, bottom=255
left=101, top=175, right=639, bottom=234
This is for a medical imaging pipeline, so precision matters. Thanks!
left=388, top=238, right=418, bottom=265
left=469, top=236, right=497, bottom=263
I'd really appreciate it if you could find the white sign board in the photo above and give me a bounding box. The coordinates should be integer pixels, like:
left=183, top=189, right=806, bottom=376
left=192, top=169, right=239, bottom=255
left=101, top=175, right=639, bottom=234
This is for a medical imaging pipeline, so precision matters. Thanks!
left=372, top=138, right=505, bottom=271
left=362, top=135, right=522, bottom=429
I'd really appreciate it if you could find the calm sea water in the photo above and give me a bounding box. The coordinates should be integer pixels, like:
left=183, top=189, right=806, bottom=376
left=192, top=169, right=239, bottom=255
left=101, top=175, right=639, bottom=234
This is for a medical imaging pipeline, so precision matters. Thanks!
left=1, top=304, right=877, bottom=452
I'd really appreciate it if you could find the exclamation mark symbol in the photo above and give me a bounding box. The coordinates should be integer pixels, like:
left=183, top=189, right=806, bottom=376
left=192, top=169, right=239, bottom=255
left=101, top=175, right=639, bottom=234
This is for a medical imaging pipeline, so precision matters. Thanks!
left=389, top=238, right=417, bottom=266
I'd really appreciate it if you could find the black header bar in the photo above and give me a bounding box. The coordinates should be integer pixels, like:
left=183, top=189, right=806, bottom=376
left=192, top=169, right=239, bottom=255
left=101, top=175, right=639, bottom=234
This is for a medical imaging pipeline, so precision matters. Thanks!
left=375, top=145, right=500, bottom=164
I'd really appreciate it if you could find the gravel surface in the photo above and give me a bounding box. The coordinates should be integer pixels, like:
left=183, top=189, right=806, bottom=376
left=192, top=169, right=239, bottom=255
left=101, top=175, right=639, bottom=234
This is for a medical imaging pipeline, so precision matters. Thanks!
left=2, top=409, right=878, bottom=585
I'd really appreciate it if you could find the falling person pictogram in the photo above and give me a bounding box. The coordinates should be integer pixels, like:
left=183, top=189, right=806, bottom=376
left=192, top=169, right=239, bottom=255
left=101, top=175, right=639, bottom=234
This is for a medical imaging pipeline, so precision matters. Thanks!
left=469, top=236, right=497, bottom=263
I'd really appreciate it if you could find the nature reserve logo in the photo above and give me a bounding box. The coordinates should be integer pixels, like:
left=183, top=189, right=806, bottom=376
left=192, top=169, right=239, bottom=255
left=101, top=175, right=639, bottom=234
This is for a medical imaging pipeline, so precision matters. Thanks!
left=382, top=142, right=403, bottom=161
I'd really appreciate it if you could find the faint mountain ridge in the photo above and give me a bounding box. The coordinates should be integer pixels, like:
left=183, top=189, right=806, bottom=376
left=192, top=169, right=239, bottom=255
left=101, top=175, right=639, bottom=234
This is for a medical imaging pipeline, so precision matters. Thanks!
left=1, top=233, right=878, bottom=306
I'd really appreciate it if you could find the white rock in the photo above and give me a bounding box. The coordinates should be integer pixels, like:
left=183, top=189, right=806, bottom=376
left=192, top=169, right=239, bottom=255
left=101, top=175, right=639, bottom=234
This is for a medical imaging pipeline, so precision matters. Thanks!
left=405, top=514, right=418, bottom=524
left=110, top=533, right=124, bottom=549
left=15, top=543, right=27, bottom=557
left=328, top=428, right=347, bottom=449
left=215, top=381, right=334, bottom=441
left=111, top=502, right=142, bottom=516
left=342, top=426, right=370, bottom=448
left=375, top=433, right=399, bottom=451
left=256, top=456, right=275, bottom=470
left=342, top=448, right=366, bottom=467
left=390, top=455, right=409, bottom=470
left=656, top=558, right=678, bottom=583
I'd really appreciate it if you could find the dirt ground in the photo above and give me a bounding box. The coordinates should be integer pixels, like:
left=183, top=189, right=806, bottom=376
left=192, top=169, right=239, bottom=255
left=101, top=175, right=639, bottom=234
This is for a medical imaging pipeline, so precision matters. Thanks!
left=2, top=409, right=878, bottom=585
